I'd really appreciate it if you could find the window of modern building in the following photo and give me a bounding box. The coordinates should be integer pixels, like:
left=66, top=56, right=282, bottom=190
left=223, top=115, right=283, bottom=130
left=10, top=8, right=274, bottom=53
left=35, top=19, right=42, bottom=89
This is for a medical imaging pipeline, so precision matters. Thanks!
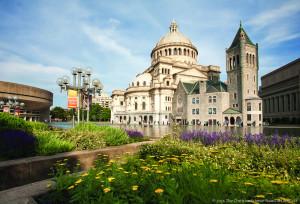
left=247, top=114, right=251, bottom=121
left=247, top=103, right=251, bottom=111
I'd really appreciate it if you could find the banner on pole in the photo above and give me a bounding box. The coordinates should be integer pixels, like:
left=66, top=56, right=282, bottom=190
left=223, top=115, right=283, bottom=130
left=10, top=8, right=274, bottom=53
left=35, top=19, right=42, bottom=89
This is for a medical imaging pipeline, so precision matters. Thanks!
left=68, top=90, right=78, bottom=108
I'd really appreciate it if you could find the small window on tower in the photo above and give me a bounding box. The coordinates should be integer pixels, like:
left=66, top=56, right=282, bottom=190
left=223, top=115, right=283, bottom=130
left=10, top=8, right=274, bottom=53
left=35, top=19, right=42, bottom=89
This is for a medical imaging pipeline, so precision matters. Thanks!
left=166, top=81, right=170, bottom=86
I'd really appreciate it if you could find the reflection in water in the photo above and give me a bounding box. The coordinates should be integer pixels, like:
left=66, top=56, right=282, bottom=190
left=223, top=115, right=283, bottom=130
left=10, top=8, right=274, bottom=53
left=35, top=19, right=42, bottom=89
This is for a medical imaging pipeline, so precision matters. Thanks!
left=49, top=122, right=300, bottom=138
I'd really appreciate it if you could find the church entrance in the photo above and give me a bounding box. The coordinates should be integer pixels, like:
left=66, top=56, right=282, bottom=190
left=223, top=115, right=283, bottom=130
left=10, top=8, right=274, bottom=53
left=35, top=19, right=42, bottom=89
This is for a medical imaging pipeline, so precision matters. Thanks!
left=236, top=116, right=242, bottom=126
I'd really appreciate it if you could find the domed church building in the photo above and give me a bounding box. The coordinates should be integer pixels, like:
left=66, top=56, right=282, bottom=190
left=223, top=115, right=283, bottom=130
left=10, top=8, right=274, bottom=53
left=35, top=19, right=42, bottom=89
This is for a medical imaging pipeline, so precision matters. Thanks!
left=111, top=21, right=262, bottom=126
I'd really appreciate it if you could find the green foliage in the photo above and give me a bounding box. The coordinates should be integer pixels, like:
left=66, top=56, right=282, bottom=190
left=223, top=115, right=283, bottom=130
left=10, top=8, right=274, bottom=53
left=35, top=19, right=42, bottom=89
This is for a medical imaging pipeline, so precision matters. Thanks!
left=35, top=131, right=75, bottom=155
left=65, top=123, right=129, bottom=148
left=0, top=112, right=33, bottom=134
left=50, top=106, right=69, bottom=120
left=89, top=104, right=111, bottom=121
left=43, top=141, right=300, bottom=203
left=27, top=121, right=49, bottom=131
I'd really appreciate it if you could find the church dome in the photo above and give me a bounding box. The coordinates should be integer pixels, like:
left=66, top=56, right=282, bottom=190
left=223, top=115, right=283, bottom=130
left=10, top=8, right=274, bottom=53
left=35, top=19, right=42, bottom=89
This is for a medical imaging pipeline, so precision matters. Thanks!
left=151, top=21, right=198, bottom=64
left=156, top=22, right=193, bottom=47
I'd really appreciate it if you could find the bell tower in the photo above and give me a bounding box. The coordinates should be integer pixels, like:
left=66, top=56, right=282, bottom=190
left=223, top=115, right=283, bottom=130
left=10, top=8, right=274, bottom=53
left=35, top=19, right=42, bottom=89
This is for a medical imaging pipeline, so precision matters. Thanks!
left=226, top=22, right=260, bottom=123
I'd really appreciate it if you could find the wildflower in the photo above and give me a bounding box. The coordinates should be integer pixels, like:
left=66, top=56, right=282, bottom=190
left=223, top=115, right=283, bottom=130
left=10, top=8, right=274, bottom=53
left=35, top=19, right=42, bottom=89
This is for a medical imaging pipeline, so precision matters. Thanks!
left=108, top=177, right=115, bottom=182
left=76, top=163, right=80, bottom=166
left=95, top=176, right=100, bottom=179
left=63, top=158, right=68, bottom=161
left=124, top=171, right=129, bottom=174
left=271, top=180, right=288, bottom=185
left=152, top=164, right=158, bottom=167
left=165, top=172, right=171, bottom=175
left=59, top=163, right=65, bottom=166
left=132, top=185, right=139, bottom=191
left=66, top=170, right=70, bottom=174
left=98, top=171, right=105, bottom=175
left=75, top=178, right=82, bottom=184
left=158, top=160, right=165, bottom=163
left=118, top=167, right=124, bottom=170
left=141, top=166, right=151, bottom=171
left=209, top=179, right=218, bottom=183
left=155, top=170, right=163, bottom=174
left=170, top=157, right=179, bottom=162
left=81, top=173, right=89, bottom=177
left=255, top=195, right=265, bottom=199
left=103, top=187, right=111, bottom=193
left=132, top=172, right=138, bottom=175
left=154, top=188, right=164, bottom=194
left=244, top=182, right=254, bottom=186
left=149, top=156, right=155, bottom=158
left=275, top=197, right=292, bottom=202
left=108, top=159, right=115, bottom=163
left=68, top=185, right=75, bottom=190
left=46, top=183, right=52, bottom=188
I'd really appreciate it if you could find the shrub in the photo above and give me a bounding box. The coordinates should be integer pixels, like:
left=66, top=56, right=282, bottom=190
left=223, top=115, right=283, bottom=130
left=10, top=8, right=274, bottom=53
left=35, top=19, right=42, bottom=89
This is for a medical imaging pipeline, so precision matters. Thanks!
left=35, top=131, right=75, bottom=155
left=0, top=112, right=33, bottom=134
left=27, top=121, right=49, bottom=131
left=0, top=129, right=36, bottom=159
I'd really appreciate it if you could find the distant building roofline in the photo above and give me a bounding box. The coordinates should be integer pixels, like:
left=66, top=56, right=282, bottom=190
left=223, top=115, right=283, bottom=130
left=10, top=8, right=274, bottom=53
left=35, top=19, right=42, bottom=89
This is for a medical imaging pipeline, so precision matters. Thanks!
left=261, top=58, right=300, bottom=79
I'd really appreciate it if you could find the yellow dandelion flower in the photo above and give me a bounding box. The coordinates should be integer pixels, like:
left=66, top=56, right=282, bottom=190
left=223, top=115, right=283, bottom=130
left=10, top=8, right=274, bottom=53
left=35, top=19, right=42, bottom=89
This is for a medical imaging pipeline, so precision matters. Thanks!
left=108, top=177, right=115, bottom=182
left=271, top=180, right=288, bottom=185
left=255, top=195, right=265, bottom=199
left=275, top=197, right=292, bottom=202
left=67, top=185, right=75, bottom=190
left=81, top=173, right=89, bottom=177
left=95, top=176, right=100, bottom=179
left=75, top=178, right=83, bottom=184
left=108, top=159, right=115, bottom=163
left=244, top=182, right=254, bottom=186
left=103, top=187, right=111, bottom=193
left=132, top=172, right=138, bottom=175
left=156, top=170, right=163, bottom=174
left=158, top=160, right=165, bottom=163
left=123, top=171, right=129, bottom=174
left=165, top=172, right=171, bottom=175
left=132, top=185, right=139, bottom=191
left=152, top=164, right=158, bottom=167
left=118, top=167, right=124, bottom=170
left=154, top=188, right=164, bottom=194
left=209, top=179, right=218, bottom=183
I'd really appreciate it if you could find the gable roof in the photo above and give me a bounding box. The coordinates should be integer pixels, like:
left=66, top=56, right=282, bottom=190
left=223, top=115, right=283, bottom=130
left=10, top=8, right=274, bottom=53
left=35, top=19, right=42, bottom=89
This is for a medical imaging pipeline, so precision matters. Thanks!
left=176, top=68, right=207, bottom=78
left=229, top=23, right=255, bottom=49
left=223, top=108, right=241, bottom=114
left=206, top=80, right=227, bottom=93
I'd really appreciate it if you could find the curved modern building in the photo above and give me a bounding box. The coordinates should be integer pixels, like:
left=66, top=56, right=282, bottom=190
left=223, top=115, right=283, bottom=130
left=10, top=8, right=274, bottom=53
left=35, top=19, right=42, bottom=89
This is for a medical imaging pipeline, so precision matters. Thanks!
left=0, top=81, right=53, bottom=121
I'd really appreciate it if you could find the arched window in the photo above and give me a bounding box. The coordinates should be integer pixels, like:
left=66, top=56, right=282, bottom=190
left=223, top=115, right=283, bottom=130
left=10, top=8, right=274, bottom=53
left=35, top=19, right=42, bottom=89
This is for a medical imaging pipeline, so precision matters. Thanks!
left=135, top=102, right=138, bottom=110
left=237, top=55, right=240, bottom=65
left=137, top=81, right=140, bottom=86
left=229, top=58, right=232, bottom=69
left=174, top=48, right=177, bottom=55
left=169, top=48, right=171, bottom=55
left=143, top=81, right=146, bottom=86
left=184, top=49, right=186, bottom=56
left=246, top=53, right=249, bottom=63
left=253, top=55, right=255, bottom=65
left=165, top=49, right=168, bottom=56
left=167, top=69, right=170, bottom=74
left=132, top=82, right=134, bottom=86
left=187, top=49, right=190, bottom=56
left=142, top=102, right=146, bottom=110
left=160, top=50, right=162, bottom=56
left=233, top=56, right=236, bottom=67
left=179, top=48, right=182, bottom=55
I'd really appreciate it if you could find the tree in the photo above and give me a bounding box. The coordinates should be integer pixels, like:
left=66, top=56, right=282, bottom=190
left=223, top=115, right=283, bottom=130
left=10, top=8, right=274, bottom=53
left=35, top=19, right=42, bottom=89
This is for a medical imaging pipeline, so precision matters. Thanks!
left=89, top=104, right=102, bottom=121
left=50, top=106, right=68, bottom=120
left=100, top=107, right=111, bottom=121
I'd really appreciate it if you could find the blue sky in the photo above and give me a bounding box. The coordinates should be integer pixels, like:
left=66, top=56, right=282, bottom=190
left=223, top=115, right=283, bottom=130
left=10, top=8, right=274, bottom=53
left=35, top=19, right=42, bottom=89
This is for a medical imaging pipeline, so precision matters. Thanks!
left=0, top=0, right=299, bottom=108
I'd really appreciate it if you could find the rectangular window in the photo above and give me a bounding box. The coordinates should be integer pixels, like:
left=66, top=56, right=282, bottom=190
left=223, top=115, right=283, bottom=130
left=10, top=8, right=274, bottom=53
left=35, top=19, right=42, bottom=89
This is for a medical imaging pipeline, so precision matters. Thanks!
left=208, top=108, right=212, bottom=115
left=259, top=103, right=261, bottom=111
left=196, top=108, right=199, bottom=114
left=234, top=93, right=237, bottom=100
left=247, top=114, right=251, bottom=121
left=120, top=101, right=123, bottom=106
left=165, top=115, right=168, bottom=119
left=212, top=108, right=216, bottom=115
left=192, top=109, right=195, bottom=115
left=208, top=96, right=212, bottom=103
left=247, top=103, right=251, bottom=111
left=196, top=98, right=200, bottom=104
left=259, top=114, right=261, bottom=121
left=192, top=98, right=195, bottom=104
left=213, top=96, right=217, bottom=103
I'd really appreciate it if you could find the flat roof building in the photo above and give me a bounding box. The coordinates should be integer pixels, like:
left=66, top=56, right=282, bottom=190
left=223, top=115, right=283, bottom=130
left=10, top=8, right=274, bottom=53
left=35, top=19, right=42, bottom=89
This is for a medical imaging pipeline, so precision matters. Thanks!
left=260, top=58, right=300, bottom=124
left=0, top=81, right=53, bottom=122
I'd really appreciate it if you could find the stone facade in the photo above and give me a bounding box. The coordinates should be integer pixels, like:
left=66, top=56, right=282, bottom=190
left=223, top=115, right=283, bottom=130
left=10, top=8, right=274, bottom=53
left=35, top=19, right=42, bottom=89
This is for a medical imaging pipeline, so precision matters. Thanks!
left=260, top=58, right=300, bottom=124
left=0, top=81, right=53, bottom=121
left=111, top=21, right=263, bottom=126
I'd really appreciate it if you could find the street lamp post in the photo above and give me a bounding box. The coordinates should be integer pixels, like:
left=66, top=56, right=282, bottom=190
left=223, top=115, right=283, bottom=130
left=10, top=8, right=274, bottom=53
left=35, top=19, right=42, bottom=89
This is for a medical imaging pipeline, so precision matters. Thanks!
left=0, top=96, right=25, bottom=117
left=57, top=67, right=103, bottom=124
